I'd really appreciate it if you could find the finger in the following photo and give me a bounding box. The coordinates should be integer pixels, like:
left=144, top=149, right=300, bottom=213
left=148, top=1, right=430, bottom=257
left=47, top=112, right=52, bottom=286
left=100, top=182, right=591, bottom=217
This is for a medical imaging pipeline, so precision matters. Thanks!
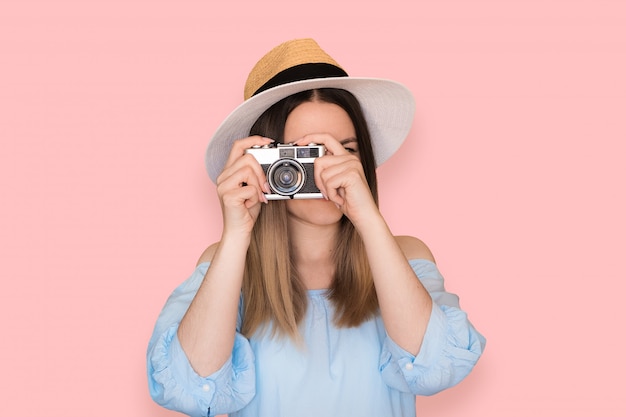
left=313, top=153, right=359, bottom=200
left=219, top=153, right=268, bottom=186
left=218, top=154, right=270, bottom=199
left=221, top=179, right=266, bottom=206
left=293, top=133, right=348, bottom=157
left=319, top=168, right=346, bottom=207
left=242, top=185, right=263, bottom=209
left=217, top=163, right=268, bottom=204
left=223, top=136, right=274, bottom=170
left=221, top=184, right=263, bottom=213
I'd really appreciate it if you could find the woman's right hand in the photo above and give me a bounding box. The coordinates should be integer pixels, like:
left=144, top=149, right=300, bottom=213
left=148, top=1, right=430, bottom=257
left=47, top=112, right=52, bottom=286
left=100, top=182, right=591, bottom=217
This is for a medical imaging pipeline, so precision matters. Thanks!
left=216, top=136, right=274, bottom=236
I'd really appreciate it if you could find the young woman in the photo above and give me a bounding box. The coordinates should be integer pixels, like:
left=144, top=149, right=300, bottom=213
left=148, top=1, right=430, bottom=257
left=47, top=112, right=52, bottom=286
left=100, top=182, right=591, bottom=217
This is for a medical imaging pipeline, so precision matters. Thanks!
left=147, top=39, right=485, bottom=417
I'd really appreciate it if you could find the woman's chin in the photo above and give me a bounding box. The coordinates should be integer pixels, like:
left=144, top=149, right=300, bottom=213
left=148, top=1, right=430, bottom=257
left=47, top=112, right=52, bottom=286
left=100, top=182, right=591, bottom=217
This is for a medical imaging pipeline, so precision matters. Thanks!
left=286, top=198, right=344, bottom=225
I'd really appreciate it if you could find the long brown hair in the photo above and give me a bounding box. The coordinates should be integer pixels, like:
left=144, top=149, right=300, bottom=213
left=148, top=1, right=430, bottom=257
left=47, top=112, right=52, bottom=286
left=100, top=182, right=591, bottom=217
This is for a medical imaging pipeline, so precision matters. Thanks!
left=241, top=89, right=379, bottom=339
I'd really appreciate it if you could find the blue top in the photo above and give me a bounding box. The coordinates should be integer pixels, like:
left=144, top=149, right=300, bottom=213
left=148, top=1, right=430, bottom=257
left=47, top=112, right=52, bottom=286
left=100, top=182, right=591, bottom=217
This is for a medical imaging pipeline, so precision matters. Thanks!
left=147, top=259, right=485, bottom=417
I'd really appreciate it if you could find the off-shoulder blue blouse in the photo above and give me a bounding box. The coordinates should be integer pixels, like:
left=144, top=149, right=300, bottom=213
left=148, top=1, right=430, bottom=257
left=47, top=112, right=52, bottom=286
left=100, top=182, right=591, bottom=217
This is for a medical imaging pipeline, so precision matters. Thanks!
left=147, top=259, right=485, bottom=417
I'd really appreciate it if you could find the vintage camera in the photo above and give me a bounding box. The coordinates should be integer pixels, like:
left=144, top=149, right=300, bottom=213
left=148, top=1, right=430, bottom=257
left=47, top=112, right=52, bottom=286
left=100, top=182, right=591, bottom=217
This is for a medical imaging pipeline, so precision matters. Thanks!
left=245, top=143, right=326, bottom=199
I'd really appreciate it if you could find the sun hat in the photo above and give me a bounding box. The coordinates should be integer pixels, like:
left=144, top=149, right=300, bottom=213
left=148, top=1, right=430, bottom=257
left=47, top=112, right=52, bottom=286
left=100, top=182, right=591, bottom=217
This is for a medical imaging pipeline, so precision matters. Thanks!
left=205, top=38, right=415, bottom=183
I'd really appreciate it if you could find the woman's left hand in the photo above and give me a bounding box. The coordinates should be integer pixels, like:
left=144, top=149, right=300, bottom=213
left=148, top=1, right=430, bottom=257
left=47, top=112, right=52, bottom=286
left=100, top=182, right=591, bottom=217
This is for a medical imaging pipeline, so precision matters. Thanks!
left=293, top=134, right=380, bottom=227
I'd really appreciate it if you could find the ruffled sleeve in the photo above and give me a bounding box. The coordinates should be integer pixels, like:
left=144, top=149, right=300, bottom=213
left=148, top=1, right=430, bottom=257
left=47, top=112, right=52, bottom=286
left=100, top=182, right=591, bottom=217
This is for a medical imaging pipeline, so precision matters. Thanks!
left=379, top=259, right=486, bottom=396
left=147, top=263, right=255, bottom=416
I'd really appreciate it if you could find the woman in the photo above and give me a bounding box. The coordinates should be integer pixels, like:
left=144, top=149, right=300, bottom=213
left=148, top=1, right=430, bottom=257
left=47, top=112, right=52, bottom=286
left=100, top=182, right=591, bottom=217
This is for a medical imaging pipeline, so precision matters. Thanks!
left=147, top=38, right=485, bottom=417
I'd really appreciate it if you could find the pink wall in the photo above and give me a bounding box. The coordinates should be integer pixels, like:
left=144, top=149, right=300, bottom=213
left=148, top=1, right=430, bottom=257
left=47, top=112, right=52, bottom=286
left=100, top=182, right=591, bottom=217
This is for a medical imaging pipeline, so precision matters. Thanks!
left=1, top=0, right=624, bottom=415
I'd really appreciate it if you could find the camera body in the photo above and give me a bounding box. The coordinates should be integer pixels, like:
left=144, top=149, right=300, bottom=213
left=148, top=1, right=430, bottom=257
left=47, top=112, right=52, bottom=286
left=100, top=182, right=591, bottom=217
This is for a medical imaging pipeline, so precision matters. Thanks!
left=245, top=143, right=326, bottom=200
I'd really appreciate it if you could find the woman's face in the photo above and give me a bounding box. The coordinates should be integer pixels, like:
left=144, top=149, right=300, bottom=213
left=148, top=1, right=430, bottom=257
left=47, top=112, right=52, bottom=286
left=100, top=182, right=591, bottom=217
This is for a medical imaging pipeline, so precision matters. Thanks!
left=282, top=100, right=358, bottom=227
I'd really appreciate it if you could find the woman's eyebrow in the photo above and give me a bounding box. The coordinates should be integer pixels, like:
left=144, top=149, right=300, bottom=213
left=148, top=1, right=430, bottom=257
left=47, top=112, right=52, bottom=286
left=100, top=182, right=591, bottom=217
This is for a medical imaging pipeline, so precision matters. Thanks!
left=340, top=137, right=358, bottom=145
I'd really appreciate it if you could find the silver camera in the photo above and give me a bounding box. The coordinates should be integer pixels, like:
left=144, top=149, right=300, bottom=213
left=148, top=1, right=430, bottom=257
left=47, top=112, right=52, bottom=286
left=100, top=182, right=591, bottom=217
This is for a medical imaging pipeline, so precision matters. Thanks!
left=245, top=143, right=326, bottom=199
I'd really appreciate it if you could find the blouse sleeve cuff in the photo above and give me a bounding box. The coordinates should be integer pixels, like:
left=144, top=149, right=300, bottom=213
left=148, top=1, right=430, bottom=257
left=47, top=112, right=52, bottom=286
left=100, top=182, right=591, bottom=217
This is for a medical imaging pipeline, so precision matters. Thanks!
left=380, top=302, right=485, bottom=396
left=149, top=326, right=255, bottom=416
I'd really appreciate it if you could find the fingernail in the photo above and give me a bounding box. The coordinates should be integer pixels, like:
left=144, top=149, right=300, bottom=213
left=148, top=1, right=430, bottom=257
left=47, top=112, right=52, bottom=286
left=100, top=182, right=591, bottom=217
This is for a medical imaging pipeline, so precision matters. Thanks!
left=263, top=182, right=271, bottom=193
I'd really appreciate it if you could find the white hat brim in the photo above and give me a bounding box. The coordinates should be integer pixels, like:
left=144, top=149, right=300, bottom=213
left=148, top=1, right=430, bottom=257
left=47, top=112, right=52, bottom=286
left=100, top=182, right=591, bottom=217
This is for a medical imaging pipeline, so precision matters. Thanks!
left=205, top=77, right=415, bottom=183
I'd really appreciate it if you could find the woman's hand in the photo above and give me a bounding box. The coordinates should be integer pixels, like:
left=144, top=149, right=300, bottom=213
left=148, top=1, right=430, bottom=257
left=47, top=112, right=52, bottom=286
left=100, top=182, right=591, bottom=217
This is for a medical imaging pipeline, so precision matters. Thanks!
left=294, top=134, right=380, bottom=227
left=216, top=136, right=273, bottom=237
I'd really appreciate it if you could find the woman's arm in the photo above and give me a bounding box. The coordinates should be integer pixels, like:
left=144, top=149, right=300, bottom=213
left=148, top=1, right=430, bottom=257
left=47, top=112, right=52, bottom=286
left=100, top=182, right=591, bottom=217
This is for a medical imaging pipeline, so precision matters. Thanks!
left=177, top=238, right=249, bottom=377
left=295, top=134, right=434, bottom=356
left=177, top=136, right=273, bottom=377
left=355, top=217, right=434, bottom=355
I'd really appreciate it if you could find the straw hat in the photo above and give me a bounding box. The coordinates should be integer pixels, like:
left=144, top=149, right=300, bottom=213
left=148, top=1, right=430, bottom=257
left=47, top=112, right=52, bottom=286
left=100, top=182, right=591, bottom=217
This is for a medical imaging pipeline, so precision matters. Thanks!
left=205, top=38, right=415, bottom=183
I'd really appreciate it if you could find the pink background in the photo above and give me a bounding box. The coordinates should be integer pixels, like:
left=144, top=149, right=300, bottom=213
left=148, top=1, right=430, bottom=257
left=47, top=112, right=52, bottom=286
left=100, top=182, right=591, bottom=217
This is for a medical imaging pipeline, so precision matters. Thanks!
left=1, top=0, right=624, bottom=416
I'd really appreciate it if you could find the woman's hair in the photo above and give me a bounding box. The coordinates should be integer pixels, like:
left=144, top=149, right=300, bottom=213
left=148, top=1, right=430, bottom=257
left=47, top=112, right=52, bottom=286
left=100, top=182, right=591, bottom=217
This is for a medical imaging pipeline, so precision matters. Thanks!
left=241, top=88, right=379, bottom=339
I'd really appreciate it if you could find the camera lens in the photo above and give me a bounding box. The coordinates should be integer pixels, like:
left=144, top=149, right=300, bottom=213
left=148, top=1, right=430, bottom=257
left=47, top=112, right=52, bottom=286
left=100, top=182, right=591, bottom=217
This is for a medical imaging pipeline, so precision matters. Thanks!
left=268, top=159, right=305, bottom=196
left=279, top=169, right=294, bottom=185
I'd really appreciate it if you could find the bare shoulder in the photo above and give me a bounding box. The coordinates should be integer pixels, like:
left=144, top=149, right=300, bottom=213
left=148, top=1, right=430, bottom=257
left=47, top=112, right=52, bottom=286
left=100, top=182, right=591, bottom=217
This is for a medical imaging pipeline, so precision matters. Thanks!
left=196, top=242, right=220, bottom=266
left=394, top=235, right=436, bottom=263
